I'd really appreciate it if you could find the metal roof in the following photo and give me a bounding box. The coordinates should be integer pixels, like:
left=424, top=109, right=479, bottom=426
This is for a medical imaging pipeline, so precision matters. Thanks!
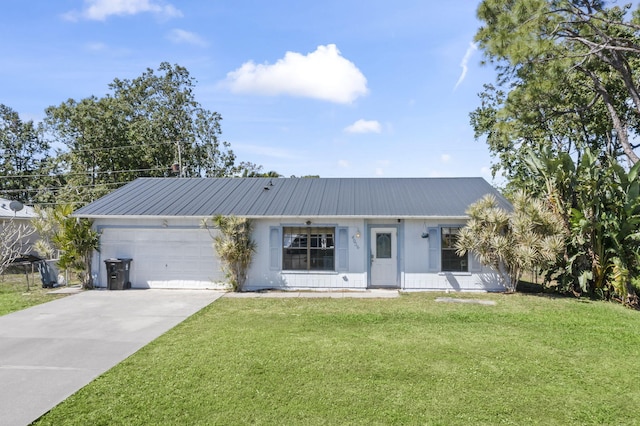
left=73, top=177, right=511, bottom=219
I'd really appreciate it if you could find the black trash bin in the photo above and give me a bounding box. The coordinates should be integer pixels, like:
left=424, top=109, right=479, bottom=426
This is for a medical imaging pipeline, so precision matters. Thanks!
left=104, top=258, right=132, bottom=290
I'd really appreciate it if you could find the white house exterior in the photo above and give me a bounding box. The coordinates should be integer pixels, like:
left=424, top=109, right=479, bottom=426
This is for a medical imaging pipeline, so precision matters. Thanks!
left=73, top=177, right=511, bottom=292
left=0, top=198, right=35, bottom=221
left=0, top=197, right=38, bottom=249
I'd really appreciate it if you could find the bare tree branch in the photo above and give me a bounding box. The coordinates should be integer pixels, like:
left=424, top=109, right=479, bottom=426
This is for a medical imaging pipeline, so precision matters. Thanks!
left=0, top=219, right=36, bottom=275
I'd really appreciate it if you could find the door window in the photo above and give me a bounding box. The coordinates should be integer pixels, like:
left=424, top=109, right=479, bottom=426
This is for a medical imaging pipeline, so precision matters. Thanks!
left=376, top=233, right=392, bottom=259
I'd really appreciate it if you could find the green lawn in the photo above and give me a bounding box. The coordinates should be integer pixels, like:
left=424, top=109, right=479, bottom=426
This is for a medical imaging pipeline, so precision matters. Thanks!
left=0, top=271, right=65, bottom=316
left=35, top=293, right=640, bottom=425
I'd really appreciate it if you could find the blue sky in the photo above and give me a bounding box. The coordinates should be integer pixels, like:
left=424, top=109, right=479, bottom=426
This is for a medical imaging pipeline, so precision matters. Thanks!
left=0, top=0, right=500, bottom=182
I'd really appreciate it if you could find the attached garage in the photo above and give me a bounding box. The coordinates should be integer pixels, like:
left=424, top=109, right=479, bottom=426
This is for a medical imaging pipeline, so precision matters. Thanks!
left=98, top=226, right=224, bottom=289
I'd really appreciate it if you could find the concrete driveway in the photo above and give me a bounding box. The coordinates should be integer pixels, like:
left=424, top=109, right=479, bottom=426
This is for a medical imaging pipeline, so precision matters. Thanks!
left=0, top=289, right=224, bottom=426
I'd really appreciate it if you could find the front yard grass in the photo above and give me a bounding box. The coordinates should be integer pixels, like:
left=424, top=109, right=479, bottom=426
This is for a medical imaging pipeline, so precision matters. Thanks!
left=0, top=271, right=65, bottom=316
left=36, top=293, right=640, bottom=425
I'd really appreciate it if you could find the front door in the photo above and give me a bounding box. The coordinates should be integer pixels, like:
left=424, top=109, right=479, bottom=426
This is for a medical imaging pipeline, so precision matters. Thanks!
left=369, top=227, right=398, bottom=288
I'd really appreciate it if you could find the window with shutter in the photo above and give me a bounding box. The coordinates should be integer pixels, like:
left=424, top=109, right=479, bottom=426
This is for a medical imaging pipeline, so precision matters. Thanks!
left=282, top=227, right=335, bottom=271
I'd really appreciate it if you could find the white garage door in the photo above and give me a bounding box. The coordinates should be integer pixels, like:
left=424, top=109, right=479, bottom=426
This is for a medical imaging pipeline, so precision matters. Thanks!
left=99, top=228, right=225, bottom=289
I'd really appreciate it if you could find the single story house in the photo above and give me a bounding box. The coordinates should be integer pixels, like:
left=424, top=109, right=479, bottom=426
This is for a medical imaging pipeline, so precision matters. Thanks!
left=0, top=197, right=36, bottom=224
left=0, top=197, right=38, bottom=248
left=73, top=177, right=511, bottom=292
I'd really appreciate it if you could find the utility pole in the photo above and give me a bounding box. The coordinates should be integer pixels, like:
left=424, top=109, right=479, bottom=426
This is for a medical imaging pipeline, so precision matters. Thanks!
left=176, top=140, right=183, bottom=178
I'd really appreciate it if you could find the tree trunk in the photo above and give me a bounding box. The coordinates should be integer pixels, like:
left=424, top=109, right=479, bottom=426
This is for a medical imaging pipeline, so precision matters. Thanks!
left=625, top=281, right=638, bottom=308
left=584, top=68, right=640, bottom=164
left=497, top=260, right=514, bottom=292
left=84, top=256, right=94, bottom=289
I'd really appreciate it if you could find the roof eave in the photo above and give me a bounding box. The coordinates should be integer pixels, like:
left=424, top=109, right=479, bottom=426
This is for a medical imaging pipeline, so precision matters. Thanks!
left=75, top=214, right=470, bottom=220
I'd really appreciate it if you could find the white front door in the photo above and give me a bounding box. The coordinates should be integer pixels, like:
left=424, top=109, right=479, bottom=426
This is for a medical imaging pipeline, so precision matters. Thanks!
left=369, top=227, right=398, bottom=288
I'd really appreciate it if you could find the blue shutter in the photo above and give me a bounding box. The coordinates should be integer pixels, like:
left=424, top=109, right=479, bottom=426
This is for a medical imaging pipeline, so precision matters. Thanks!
left=336, top=227, right=349, bottom=271
left=428, top=227, right=440, bottom=272
left=469, top=250, right=482, bottom=272
left=269, top=226, right=281, bottom=270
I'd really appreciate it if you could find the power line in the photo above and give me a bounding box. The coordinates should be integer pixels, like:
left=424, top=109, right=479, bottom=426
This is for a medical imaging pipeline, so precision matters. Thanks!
left=30, top=201, right=87, bottom=206
left=0, top=180, right=134, bottom=194
left=53, top=139, right=178, bottom=154
left=0, top=166, right=167, bottom=179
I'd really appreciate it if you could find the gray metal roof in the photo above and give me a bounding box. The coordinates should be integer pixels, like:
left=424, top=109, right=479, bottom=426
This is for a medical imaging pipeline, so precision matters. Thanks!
left=73, top=177, right=511, bottom=219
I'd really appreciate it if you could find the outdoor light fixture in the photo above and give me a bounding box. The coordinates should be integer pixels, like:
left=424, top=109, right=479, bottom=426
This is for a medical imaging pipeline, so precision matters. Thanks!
left=355, top=228, right=361, bottom=239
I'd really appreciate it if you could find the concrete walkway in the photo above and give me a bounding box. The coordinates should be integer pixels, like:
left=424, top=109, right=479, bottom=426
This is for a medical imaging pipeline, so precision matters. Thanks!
left=225, top=289, right=400, bottom=298
left=0, top=289, right=224, bottom=426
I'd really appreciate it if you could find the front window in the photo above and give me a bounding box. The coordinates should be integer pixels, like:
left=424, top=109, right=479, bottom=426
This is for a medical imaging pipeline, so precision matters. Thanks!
left=283, top=227, right=335, bottom=271
left=441, top=227, right=468, bottom=272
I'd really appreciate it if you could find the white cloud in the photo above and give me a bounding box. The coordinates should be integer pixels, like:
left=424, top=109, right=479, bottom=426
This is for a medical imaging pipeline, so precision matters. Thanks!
left=338, top=160, right=350, bottom=168
left=344, top=119, right=382, bottom=134
left=167, top=29, right=208, bottom=47
left=440, top=154, right=451, bottom=163
left=223, top=44, right=369, bottom=104
left=374, top=160, right=390, bottom=176
left=63, top=0, right=182, bottom=21
left=453, top=42, right=477, bottom=90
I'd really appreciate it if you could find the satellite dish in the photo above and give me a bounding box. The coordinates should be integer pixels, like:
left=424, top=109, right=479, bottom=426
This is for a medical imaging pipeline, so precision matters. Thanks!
left=9, top=200, right=24, bottom=212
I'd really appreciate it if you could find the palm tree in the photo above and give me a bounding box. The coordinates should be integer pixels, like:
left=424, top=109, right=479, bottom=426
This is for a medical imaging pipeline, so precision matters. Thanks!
left=34, top=205, right=100, bottom=289
left=456, top=192, right=566, bottom=292
left=206, top=215, right=256, bottom=291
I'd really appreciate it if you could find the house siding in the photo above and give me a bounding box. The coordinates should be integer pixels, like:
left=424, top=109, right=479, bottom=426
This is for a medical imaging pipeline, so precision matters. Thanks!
left=246, top=219, right=367, bottom=291
left=89, top=216, right=503, bottom=292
